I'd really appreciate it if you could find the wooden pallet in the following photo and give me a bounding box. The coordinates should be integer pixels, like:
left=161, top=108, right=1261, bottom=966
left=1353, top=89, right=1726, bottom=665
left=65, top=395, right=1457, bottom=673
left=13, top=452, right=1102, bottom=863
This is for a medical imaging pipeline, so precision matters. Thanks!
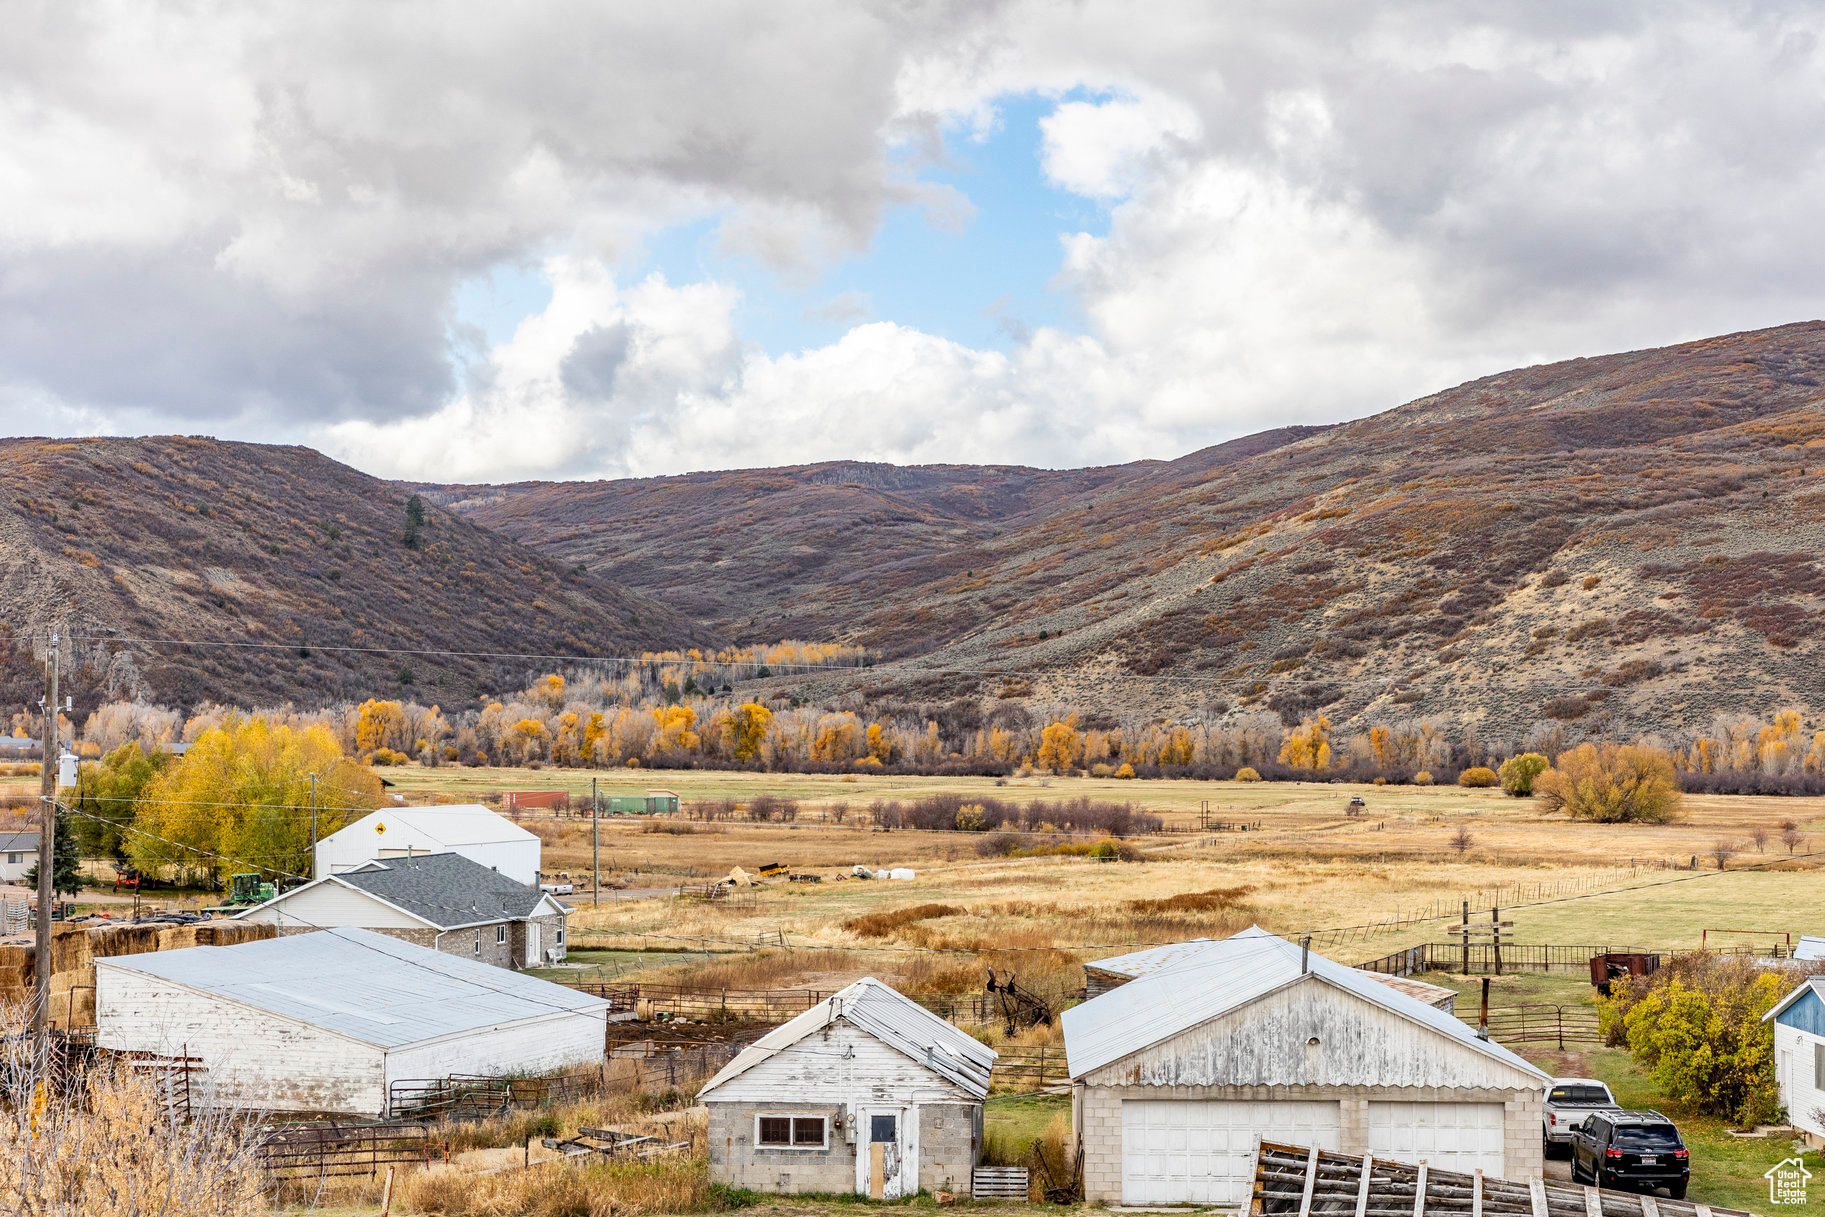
left=973, top=1166, right=1030, bottom=1201
left=1252, top=1140, right=1760, bottom=1217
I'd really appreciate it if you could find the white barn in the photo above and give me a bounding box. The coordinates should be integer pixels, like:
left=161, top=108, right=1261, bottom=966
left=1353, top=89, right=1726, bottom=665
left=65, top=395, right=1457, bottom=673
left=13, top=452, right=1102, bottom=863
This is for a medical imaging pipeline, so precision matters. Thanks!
left=1065, top=927, right=1549, bottom=1207
left=315, top=804, right=540, bottom=885
left=1764, top=976, right=1825, bottom=1147
left=95, top=927, right=609, bottom=1116
left=698, top=978, right=995, bottom=1198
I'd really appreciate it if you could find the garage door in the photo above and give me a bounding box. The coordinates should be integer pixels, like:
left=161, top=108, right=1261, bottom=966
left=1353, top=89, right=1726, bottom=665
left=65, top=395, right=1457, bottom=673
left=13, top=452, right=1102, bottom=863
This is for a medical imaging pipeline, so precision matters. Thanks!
left=1122, top=1100, right=1341, bottom=1206
left=1367, top=1102, right=1506, bottom=1175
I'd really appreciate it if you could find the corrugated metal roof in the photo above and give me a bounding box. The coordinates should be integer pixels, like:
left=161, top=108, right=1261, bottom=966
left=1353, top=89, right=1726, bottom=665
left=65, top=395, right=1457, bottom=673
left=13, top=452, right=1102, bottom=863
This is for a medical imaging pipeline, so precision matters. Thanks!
left=698, top=977, right=996, bottom=1099
left=96, top=927, right=608, bottom=1049
left=1089, top=937, right=1456, bottom=1008
left=1794, top=935, right=1825, bottom=962
left=1063, top=926, right=1547, bottom=1081
left=327, top=805, right=540, bottom=848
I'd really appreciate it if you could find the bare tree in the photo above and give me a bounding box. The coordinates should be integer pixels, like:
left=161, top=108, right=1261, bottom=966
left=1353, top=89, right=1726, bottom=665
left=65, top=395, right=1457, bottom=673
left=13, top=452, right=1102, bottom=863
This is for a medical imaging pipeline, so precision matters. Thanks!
left=1710, top=840, right=1738, bottom=870
left=1750, top=826, right=1769, bottom=853
left=1451, top=825, right=1475, bottom=856
left=827, top=800, right=849, bottom=825
left=1781, top=819, right=1805, bottom=854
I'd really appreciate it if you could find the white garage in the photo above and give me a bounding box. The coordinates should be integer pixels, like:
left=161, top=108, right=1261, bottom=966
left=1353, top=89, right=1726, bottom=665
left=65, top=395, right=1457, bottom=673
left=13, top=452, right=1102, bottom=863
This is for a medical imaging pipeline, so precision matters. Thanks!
left=1066, top=928, right=1548, bottom=1206
left=1123, top=1100, right=1341, bottom=1206
left=1368, top=1101, right=1506, bottom=1175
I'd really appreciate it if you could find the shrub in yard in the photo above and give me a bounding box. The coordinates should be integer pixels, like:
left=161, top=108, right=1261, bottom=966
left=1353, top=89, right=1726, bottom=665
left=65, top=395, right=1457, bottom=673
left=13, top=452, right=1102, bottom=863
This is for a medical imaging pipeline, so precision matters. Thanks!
left=1534, top=743, right=1683, bottom=823
left=1498, top=752, right=1550, bottom=796
left=1234, top=766, right=1263, bottom=782
left=1457, top=766, right=1498, bottom=788
left=1599, top=954, right=1795, bottom=1125
left=1413, top=770, right=1433, bottom=786
left=1115, top=762, right=1136, bottom=778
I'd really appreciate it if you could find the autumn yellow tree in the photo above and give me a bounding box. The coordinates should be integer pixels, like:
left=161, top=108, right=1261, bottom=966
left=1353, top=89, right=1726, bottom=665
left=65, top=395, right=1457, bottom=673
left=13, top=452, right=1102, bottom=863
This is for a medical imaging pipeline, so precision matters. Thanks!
left=810, top=714, right=863, bottom=762
left=727, top=703, right=771, bottom=763
left=1036, top=720, right=1083, bottom=773
left=353, top=698, right=407, bottom=755
left=1279, top=714, right=1332, bottom=769
left=130, top=715, right=384, bottom=883
left=1535, top=743, right=1683, bottom=823
left=865, top=722, right=895, bottom=764
left=1368, top=725, right=1393, bottom=768
left=653, top=705, right=701, bottom=754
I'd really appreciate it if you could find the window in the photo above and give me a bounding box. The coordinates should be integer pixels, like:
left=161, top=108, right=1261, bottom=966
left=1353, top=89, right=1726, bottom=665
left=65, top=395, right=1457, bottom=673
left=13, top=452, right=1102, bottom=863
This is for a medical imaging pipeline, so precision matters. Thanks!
left=1815, top=1042, right=1825, bottom=1090
left=1614, top=1127, right=1682, bottom=1152
left=870, top=1114, right=897, bottom=1143
left=5, top=853, right=18, bottom=865
left=473, top=931, right=481, bottom=955
left=1549, top=1084, right=1612, bottom=1105
left=497, top=925, right=507, bottom=944
left=557, top=926, right=565, bottom=945
left=755, top=1115, right=827, bottom=1149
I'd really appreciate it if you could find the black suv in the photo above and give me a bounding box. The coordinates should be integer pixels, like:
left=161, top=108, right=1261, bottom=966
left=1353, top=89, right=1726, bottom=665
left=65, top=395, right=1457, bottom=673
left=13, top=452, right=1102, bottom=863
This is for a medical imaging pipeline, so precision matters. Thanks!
left=1569, top=1110, right=1690, bottom=1198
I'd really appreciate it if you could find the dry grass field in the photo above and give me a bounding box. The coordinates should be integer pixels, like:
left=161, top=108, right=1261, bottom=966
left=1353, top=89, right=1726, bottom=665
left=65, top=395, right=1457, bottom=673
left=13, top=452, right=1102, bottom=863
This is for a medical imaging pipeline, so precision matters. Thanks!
left=380, top=766, right=1825, bottom=992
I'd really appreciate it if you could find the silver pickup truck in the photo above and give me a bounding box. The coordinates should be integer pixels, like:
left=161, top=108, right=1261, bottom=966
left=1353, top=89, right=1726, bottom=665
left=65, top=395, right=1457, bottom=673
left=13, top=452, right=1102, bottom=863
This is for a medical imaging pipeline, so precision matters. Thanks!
left=1543, top=1078, right=1620, bottom=1153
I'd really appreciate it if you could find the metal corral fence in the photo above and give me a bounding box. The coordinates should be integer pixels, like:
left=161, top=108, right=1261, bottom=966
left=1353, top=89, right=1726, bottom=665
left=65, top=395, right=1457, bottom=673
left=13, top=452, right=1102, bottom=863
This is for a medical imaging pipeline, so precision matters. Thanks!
left=1477, top=1003, right=1604, bottom=1047
left=1358, top=943, right=1666, bottom=975
left=564, top=979, right=1001, bottom=1025
left=256, top=1122, right=436, bottom=1180
left=387, top=1068, right=604, bottom=1122
left=990, top=1045, right=1071, bottom=1091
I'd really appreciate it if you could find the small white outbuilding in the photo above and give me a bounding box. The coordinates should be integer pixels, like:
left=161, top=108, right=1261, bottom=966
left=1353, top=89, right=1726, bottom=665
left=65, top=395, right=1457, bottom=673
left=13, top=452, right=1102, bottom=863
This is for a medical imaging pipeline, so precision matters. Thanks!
left=698, top=977, right=995, bottom=1198
left=314, top=804, right=541, bottom=885
left=1065, top=927, right=1549, bottom=1207
left=1764, top=975, right=1825, bottom=1147
left=95, top=927, right=609, bottom=1116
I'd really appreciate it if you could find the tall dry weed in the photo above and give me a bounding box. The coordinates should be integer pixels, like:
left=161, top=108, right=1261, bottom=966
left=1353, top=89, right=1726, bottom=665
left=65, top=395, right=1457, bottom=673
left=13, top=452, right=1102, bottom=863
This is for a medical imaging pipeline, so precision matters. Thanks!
left=401, top=1153, right=730, bottom=1217
left=0, top=1044, right=265, bottom=1215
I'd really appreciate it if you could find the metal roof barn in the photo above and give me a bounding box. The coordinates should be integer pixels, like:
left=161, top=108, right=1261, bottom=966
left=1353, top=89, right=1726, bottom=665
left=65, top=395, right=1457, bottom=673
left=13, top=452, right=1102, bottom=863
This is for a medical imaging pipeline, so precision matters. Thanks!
left=95, top=927, right=609, bottom=1115
left=314, top=804, right=541, bottom=884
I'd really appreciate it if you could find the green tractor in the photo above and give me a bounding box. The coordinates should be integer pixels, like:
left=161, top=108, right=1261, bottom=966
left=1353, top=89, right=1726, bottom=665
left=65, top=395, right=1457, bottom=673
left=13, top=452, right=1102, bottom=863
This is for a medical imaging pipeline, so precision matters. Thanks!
left=205, top=872, right=277, bottom=913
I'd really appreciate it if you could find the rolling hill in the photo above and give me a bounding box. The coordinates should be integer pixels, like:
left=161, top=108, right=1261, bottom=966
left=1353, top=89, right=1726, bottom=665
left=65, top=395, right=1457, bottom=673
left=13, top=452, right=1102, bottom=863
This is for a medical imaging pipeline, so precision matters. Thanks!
left=428, top=322, right=1825, bottom=739
left=0, top=436, right=711, bottom=714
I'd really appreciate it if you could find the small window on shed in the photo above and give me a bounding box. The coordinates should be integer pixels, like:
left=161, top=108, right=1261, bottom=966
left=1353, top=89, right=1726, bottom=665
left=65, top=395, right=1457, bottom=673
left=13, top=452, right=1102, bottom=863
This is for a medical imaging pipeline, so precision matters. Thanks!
left=473, top=930, right=481, bottom=955
left=497, top=924, right=507, bottom=944
left=1815, top=1042, right=1825, bottom=1090
left=756, top=1116, right=826, bottom=1148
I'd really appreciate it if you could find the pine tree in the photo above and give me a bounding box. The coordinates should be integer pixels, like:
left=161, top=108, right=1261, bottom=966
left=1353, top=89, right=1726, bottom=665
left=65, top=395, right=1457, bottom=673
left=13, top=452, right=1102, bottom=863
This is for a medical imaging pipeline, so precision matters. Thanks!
left=25, top=804, right=83, bottom=897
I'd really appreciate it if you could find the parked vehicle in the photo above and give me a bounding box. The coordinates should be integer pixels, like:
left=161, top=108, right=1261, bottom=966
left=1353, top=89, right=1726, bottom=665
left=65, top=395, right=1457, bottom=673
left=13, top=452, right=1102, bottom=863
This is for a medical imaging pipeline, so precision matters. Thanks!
left=1569, top=1109, right=1690, bottom=1198
left=1543, top=1077, right=1620, bottom=1153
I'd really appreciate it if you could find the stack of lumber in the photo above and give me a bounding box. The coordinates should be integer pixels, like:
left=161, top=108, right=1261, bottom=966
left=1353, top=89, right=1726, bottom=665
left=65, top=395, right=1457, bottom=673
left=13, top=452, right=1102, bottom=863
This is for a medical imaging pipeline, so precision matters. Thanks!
left=1251, top=1141, right=1759, bottom=1217
left=0, top=919, right=277, bottom=1027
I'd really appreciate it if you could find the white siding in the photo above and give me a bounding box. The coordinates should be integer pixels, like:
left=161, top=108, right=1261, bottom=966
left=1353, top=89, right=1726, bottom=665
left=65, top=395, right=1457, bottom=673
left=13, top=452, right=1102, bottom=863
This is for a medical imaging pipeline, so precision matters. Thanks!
left=706, top=1022, right=978, bottom=1107
left=385, top=1010, right=608, bottom=1090
left=315, top=808, right=539, bottom=884
left=1775, top=1023, right=1825, bottom=1140
left=238, top=882, right=429, bottom=931
left=96, top=965, right=386, bottom=1114
left=1085, top=978, right=1540, bottom=1091
left=1368, top=1101, right=1506, bottom=1175
left=0, top=850, right=35, bottom=883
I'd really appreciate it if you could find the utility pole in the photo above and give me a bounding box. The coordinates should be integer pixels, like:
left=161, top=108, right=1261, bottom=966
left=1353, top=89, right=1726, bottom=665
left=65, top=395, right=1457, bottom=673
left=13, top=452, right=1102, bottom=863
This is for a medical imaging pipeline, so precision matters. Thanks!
left=308, top=773, right=319, bottom=880
left=33, top=631, right=59, bottom=1043
left=591, top=777, right=599, bottom=909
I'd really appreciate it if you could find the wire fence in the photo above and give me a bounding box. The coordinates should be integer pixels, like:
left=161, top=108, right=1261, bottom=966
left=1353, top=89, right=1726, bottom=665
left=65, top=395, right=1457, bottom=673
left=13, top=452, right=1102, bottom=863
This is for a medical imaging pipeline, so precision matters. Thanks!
left=561, top=979, right=1001, bottom=1025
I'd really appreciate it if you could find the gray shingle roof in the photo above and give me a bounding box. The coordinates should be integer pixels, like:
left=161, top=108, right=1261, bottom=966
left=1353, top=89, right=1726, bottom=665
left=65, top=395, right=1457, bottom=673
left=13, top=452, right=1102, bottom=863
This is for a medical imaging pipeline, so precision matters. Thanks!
left=335, top=851, right=552, bottom=928
left=0, top=831, right=39, bottom=852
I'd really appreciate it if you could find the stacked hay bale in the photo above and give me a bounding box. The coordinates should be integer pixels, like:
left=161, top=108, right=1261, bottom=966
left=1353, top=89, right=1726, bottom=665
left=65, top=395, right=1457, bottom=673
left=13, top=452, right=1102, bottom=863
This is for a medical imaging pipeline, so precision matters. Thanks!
left=9, top=919, right=280, bottom=1028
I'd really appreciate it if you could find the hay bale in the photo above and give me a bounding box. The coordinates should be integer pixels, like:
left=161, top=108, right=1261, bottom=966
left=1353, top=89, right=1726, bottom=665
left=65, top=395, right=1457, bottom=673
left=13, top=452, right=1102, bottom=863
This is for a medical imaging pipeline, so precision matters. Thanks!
left=0, top=944, right=31, bottom=968
left=155, top=927, right=198, bottom=951
left=112, top=925, right=160, bottom=956
left=49, top=964, right=95, bottom=995
left=49, top=925, right=91, bottom=973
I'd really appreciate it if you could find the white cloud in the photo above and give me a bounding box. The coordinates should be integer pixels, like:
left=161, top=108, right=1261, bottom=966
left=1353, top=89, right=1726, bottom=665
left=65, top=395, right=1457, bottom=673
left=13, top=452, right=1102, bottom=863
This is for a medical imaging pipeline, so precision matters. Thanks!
left=10, top=1, right=1825, bottom=478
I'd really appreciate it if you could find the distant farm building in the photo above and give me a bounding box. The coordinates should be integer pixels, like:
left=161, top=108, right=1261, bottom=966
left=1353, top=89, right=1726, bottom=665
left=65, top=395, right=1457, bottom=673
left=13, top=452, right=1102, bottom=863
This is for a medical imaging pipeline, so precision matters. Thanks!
left=501, top=790, right=570, bottom=813
left=1083, top=937, right=1457, bottom=1013
left=699, top=978, right=994, bottom=1198
left=314, top=804, right=540, bottom=885
left=95, top=927, right=610, bottom=1116
left=0, top=830, right=39, bottom=883
left=606, top=790, right=680, bottom=815
left=1065, top=927, right=1548, bottom=1207
left=235, top=851, right=570, bottom=968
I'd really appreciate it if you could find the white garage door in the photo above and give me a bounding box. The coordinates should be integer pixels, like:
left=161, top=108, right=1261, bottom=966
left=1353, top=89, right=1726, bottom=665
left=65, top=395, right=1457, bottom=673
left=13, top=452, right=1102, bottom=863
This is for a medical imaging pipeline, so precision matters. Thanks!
left=1122, top=1100, right=1341, bottom=1206
left=1368, top=1102, right=1506, bottom=1176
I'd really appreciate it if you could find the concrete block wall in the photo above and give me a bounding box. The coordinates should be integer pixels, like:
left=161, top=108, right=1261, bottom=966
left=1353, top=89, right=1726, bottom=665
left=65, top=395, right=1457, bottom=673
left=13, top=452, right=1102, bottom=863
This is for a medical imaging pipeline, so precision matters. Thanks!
left=709, top=1100, right=857, bottom=1194
left=918, top=1101, right=982, bottom=1196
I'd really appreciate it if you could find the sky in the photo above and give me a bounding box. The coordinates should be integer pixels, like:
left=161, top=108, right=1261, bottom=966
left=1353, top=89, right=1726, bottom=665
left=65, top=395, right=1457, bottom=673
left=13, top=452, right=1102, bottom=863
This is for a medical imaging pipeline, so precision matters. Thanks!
left=5, top=2, right=1825, bottom=483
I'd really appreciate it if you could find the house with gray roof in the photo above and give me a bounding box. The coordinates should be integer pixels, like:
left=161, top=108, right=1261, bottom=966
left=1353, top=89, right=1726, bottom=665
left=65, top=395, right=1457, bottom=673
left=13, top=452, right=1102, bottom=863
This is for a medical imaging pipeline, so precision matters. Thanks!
left=235, top=851, right=570, bottom=969
left=96, top=927, right=609, bottom=1115
left=0, top=830, right=40, bottom=884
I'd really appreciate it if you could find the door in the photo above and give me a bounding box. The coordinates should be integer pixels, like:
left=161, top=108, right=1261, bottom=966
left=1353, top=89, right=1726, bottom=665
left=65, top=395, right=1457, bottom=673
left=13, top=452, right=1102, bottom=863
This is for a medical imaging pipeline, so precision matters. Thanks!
left=525, top=922, right=541, bottom=966
left=1121, top=1099, right=1341, bottom=1206
left=1368, top=1102, right=1506, bottom=1176
left=855, top=1106, right=913, bottom=1198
